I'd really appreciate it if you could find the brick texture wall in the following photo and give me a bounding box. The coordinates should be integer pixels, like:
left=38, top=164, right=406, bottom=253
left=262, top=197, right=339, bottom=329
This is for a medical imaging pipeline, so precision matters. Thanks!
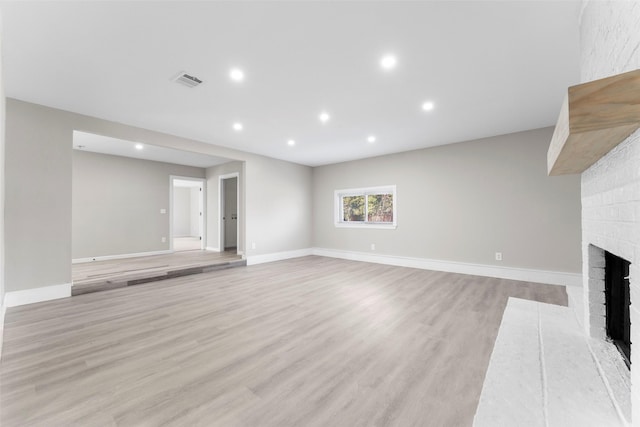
left=579, top=0, right=640, bottom=423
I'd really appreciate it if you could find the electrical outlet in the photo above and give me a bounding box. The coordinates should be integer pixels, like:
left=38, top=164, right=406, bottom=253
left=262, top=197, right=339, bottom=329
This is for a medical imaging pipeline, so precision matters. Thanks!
left=495, top=252, right=502, bottom=261
left=251, top=242, right=256, bottom=250
left=160, top=208, right=166, bottom=214
left=370, top=243, right=376, bottom=251
left=161, top=237, right=166, bottom=243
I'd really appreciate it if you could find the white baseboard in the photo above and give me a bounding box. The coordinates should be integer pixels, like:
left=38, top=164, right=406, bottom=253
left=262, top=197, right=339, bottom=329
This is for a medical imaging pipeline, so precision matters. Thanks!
left=73, top=246, right=580, bottom=287
left=246, top=248, right=313, bottom=266
left=4, top=283, right=72, bottom=308
left=72, top=250, right=173, bottom=264
left=312, top=248, right=582, bottom=287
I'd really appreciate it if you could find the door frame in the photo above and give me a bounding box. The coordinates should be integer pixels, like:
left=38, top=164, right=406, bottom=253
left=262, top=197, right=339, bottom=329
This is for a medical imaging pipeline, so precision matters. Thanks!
left=169, top=175, right=206, bottom=252
left=219, top=172, right=240, bottom=254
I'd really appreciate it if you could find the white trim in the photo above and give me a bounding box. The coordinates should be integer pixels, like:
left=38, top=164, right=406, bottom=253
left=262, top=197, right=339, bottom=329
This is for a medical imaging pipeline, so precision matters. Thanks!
left=311, top=248, right=582, bottom=287
left=244, top=247, right=581, bottom=286
left=334, top=222, right=397, bottom=230
left=72, top=249, right=173, bottom=264
left=246, top=248, right=313, bottom=266
left=4, top=283, right=72, bottom=307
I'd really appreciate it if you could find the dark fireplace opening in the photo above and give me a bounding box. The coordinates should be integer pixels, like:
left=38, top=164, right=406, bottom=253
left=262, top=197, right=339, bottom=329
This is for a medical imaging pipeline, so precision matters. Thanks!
left=604, top=251, right=631, bottom=369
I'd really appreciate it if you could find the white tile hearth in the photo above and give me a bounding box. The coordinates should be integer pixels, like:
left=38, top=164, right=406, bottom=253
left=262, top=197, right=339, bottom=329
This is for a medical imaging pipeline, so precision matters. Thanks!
left=474, top=298, right=623, bottom=427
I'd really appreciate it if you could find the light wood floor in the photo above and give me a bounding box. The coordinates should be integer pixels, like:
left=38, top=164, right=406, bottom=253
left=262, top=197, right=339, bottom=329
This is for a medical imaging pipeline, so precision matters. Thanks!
left=72, top=250, right=244, bottom=295
left=1, top=256, right=567, bottom=426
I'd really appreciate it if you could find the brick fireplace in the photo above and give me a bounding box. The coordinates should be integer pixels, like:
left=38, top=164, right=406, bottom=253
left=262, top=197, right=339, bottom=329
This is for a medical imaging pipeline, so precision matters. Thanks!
left=582, top=132, right=639, bottom=423
left=578, top=1, right=639, bottom=424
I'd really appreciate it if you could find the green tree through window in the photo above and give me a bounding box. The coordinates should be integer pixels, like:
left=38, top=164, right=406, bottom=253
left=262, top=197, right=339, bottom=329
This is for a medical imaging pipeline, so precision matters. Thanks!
left=367, top=194, right=393, bottom=222
left=343, top=195, right=365, bottom=221
left=336, top=186, right=396, bottom=227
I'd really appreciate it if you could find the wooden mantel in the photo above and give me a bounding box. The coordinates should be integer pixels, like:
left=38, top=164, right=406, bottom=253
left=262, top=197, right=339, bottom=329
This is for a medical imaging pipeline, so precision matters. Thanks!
left=547, top=69, right=640, bottom=176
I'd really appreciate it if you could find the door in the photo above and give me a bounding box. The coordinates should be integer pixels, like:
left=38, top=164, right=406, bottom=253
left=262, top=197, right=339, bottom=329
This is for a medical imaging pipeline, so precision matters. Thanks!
left=223, top=177, right=237, bottom=250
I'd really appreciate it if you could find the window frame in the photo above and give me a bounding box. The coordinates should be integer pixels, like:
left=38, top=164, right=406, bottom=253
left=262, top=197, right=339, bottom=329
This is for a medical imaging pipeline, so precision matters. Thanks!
left=334, top=185, right=397, bottom=229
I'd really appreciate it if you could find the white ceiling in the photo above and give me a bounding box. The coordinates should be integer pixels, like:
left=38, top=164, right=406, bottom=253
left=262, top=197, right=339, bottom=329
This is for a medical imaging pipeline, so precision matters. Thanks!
left=0, top=1, right=581, bottom=167
left=73, top=131, right=229, bottom=168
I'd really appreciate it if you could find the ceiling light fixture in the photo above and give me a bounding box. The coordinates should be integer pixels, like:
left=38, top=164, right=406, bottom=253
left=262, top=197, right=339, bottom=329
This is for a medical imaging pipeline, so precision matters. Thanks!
left=367, top=136, right=376, bottom=143
left=135, top=143, right=144, bottom=150
left=229, top=68, right=245, bottom=82
left=319, top=112, right=330, bottom=123
left=233, top=122, right=243, bottom=131
left=287, top=139, right=296, bottom=146
left=380, top=54, right=397, bottom=70
left=422, top=101, right=435, bottom=111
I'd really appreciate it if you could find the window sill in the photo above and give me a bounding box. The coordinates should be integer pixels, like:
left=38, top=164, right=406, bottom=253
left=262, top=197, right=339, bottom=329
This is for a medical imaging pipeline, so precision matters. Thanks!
left=334, top=222, right=397, bottom=230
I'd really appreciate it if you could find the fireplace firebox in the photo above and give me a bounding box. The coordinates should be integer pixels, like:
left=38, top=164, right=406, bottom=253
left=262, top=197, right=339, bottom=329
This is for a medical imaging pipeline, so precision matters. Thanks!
left=604, top=251, right=631, bottom=368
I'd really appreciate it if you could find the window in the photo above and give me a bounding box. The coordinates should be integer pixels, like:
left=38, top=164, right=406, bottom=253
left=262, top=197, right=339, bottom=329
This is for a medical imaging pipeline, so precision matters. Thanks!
left=335, top=186, right=396, bottom=229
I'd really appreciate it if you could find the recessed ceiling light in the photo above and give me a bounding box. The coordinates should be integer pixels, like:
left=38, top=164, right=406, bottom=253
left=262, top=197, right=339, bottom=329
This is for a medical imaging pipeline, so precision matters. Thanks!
left=229, top=68, right=245, bottom=82
left=287, top=139, right=296, bottom=146
left=380, top=54, right=397, bottom=70
left=135, top=143, right=144, bottom=150
left=367, top=136, right=376, bottom=143
left=319, top=112, right=330, bottom=123
left=233, top=122, right=243, bottom=131
left=422, top=101, right=435, bottom=111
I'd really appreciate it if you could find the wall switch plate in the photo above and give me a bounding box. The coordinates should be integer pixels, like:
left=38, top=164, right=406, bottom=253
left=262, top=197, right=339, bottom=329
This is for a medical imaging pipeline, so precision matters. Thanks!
left=495, top=252, right=502, bottom=261
left=161, top=237, right=166, bottom=243
left=370, top=243, right=376, bottom=251
left=160, top=208, right=166, bottom=214
left=251, top=242, right=256, bottom=250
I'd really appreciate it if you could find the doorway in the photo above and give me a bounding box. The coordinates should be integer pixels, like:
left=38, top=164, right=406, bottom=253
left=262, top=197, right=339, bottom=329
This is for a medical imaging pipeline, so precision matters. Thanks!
left=219, top=173, right=239, bottom=253
left=171, top=177, right=205, bottom=252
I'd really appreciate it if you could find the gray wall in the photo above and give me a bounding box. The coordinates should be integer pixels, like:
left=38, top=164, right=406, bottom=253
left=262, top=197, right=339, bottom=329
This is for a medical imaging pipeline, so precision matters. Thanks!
left=73, top=150, right=205, bottom=258
left=0, top=14, right=5, bottom=311
left=247, top=156, right=313, bottom=255
left=5, top=95, right=576, bottom=293
left=5, top=99, right=72, bottom=292
left=313, top=127, right=582, bottom=273
left=204, top=156, right=313, bottom=256
left=5, top=98, right=313, bottom=292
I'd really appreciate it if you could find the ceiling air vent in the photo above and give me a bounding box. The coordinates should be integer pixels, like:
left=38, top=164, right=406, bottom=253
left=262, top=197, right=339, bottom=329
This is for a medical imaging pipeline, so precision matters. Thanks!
left=172, top=71, right=203, bottom=88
